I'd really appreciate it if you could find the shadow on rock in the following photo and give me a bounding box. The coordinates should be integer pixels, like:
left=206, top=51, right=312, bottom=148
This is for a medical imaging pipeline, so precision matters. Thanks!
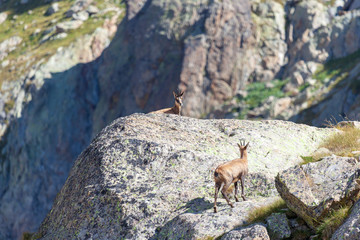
left=179, top=197, right=214, bottom=214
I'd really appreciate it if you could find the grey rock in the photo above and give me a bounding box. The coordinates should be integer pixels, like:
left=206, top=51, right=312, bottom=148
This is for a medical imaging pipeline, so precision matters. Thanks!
left=0, top=36, right=22, bottom=60
left=33, top=114, right=333, bottom=239
left=0, top=24, right=116, bottom=240
left=344, top=0, right=360, bottom=10
left=20, top=0, right=28, bottom=4
left=87, top=5, right=99, bottom=15
left=45, top=3, right=59, bottom=16
left=1, top=59, right=9, bottom=68
left=331, top=199, right=360, bottom=240
left=52, top=32, right=67, bottom=40
left=156, top=198, right=276, bottom=240
left=0, top=12, right=7, bottom=24
left=31, top=28, right=41, bottom=36
left=288, top=0, right=330, bottom=43
left=125, top=0, right=147, bottom=20
left=42, top=26, right=56, bottom=36
left=290, top=75, right=360, bottom=126
left=250, top=0, right=287, bottom=82
left=275, top=155, right=360, bottom=229
left=56, top=20, right=83, bottom=32
left=72, top=10, right=89, bottom=21
left=265, top=213, right=291, bottom=240
left=221, top=223, right=270, bottom=240
left=65, top=0, right=93, bottom=18
left=271, top=97, right=292, bottom=118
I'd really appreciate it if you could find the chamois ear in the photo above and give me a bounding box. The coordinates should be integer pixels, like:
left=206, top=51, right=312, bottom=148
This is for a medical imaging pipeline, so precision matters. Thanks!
left=237, top=143, right=241, bottom=149
left=179, top=90, right=185, bottom=97
left=245, top=142, right=250, bottom=149
left=173, top=91, right=177, bottom=98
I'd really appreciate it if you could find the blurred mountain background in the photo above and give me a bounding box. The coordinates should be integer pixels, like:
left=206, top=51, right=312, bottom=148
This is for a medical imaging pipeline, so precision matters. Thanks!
left=0, top=0, right=359, bottom=239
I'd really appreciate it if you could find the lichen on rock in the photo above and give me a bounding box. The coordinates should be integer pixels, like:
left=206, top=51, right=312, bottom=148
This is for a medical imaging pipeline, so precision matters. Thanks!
left=35, top=113, right=333, bottom=239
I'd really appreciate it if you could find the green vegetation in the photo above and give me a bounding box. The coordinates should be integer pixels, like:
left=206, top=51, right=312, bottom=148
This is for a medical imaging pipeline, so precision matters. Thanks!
left=300, top=123, right=360, bottom=165
left=246, top=198, right=287, bottom=223
left=4, top=99, right=15, bottom=114
left=314, top=50, right=360, bottom=84
left=316, top=206, right=351, bottom=240
left=311, top=49, right=360, bottom=99
left=320, top=125, right=360, bottom=157
left=300, top=156, right=317, bottom=165
left=21, top=232, right=33, bottom=240
left=0, top=0, right=125, bottom=86
left=242, top=79, right=289, bottom=110
left=259, top=0, right=286, bottom=6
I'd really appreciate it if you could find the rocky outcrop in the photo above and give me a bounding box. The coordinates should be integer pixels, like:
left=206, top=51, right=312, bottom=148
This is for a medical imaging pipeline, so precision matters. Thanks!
left=210, top=0, right=360, bottom=125
left=290, top=63, right=360, bottom=126
left=275, top=155, right=360, bottom=229
left=93, top=0, right=256, bottom=122
left=34, top=114, right=333, bottom=239
left=0, top=36, right=22, bottom=61
left=1, top=0, right=360, bottom=239
left=0, top=0, right=258, bottom=238
left=0, top=19, right=118, bottom=240
left=250, top=0, right=287, bottom=82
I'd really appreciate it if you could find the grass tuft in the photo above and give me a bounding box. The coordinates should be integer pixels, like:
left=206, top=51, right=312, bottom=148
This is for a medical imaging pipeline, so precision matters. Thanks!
left=316, top=206, right=351, bottom=239
left=246, top=198, right=287, bottom=223
left=300, top=156, right=317, bottom=165
left=320, top=125, right=360, bottom=157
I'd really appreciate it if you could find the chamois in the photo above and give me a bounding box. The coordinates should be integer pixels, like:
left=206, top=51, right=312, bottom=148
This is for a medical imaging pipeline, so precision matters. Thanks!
left=213, top=140, right=249, bottom=213
left=150, top=90, right=184, bottom=115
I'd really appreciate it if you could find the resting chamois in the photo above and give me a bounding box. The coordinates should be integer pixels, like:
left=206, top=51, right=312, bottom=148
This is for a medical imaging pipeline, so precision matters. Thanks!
left=213, top=140, right=249, bottom=213
left=150, top=90, right=184, bottom=115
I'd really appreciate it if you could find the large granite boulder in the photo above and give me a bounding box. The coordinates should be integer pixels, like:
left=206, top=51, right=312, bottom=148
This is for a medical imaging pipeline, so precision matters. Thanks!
left=35, top=114, right=333, bottom=239
left=275, top=155, right=360, bottom=229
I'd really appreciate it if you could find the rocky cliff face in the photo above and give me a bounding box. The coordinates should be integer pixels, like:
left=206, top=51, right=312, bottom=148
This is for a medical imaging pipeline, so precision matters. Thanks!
left=211, top=0, right=360, bottom=124
left=34, top=114, right=333, bottom=239
left=0, top=0, right=360, bottom=239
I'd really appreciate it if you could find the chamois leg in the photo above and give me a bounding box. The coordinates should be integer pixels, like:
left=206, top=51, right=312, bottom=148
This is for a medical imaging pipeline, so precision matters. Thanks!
left=214, top=182, right=222, bottom=213
left=234, top=182, right=240, bottom=202
left=221, top=182, right=234, bottom=208
left=240, top=176, right=246, bottom=201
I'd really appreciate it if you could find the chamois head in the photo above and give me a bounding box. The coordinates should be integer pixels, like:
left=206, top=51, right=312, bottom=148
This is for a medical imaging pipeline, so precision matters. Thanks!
left=173, top=90, right=184, bottom=108
left=237, top=139, right=249, bottom=155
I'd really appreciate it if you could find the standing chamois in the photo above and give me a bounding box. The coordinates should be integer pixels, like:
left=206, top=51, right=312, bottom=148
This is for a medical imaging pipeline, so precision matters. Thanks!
left=213, top=140, right=249, bottom=213
left=150, top=90, right=184, bottom=115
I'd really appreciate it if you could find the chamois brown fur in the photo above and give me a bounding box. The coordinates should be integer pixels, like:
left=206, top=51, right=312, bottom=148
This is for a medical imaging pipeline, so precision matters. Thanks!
left=213, top=140, right=249, bottom=213
left=150, top=90, right=184, bottom=115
